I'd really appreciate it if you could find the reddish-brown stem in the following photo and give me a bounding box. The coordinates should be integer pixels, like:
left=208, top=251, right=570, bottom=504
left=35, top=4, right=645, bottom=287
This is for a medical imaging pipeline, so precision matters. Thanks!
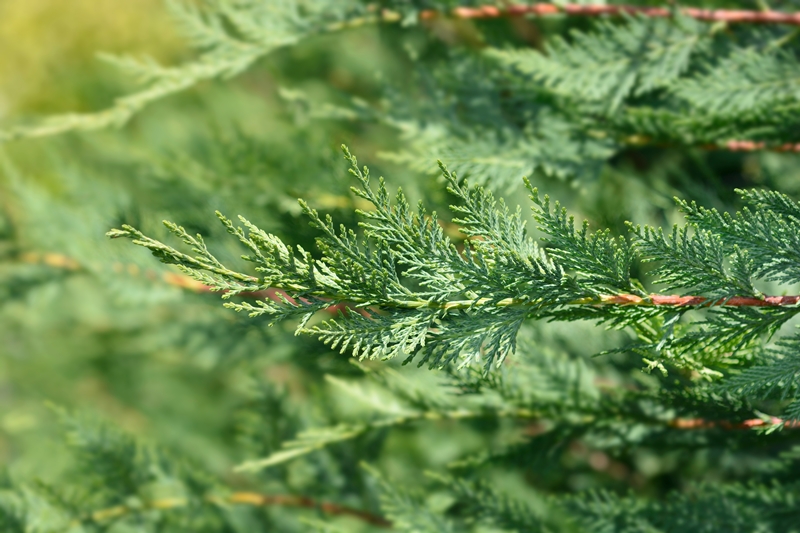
left=162, top=277, right=362, bottom=315
left=671, top=416, right=800, bottom=429
left=419, top=3, right=800, bottom=26
left=624, top=136, right=800, bottom=154
left=598, top=294, right=800, bottom=307
left=204, top=286, right=800, bottom=310
left=710, top=141, right=800, bottom=153
left=226, top=492, right=391, bottom=527
left=85, top=492, right=391, bottom=528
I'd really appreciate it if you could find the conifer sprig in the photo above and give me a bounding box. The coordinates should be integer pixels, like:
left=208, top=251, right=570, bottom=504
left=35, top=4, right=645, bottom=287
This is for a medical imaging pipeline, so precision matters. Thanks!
left=111, top=147, right=800, bottom=381
left=490, top=14, right=708, bottom=112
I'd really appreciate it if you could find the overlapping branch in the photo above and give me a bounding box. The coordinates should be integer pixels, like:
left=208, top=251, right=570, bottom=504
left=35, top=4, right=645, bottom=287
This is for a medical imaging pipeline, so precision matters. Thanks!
left=3, top=2, right=800, bottom=156
left=420, top=3, right=800, bottom=26
left=711, top=140, right=800, bottom=153
left=237, top=397, right=800, bottom=474
left=174, top=278, right=800, bottom=309
left=670, top=415, right=800, bottom=429
left=80, top=491, right=391, bottom=528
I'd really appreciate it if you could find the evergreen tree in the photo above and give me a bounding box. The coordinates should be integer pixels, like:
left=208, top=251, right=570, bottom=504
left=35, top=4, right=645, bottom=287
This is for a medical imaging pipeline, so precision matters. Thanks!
left=3, top=1, right=800, bottom=531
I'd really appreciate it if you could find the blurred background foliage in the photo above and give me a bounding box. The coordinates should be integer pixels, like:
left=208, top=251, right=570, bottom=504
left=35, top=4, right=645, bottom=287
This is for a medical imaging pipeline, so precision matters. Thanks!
left=0, top=4, right=464, bottom=526
left=0, top=0, right=181, bottom=117
left=2, top=1, right=800, bottom=530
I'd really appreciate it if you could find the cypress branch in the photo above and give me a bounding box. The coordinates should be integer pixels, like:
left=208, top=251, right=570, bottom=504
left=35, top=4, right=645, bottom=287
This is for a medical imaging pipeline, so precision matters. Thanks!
left=30, top=249, right=798, bottom=308
left=111, top=146, right=800, bottom=378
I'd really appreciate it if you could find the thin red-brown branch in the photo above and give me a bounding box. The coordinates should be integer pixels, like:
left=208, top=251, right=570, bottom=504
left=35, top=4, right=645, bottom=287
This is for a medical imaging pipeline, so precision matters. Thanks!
left=598, top=294, right=800, bottom=307
left=180, top=279, right=800, bottom=310
left=164, top=276, right=359, bottom=315
left=625, top=136, right=800, bottom=153
left=593, top=379, right=800, bottom=431
left=419, top=3, right=800, bottom=26
left=671, top=416, right=800, bottom=429
left=227, top=492, right=391, bottom=527
left=709, top=140, right=800, bottom=153
left=85, top=492, right=391, bottom=528
left=239, top=287, right=359, bottom=315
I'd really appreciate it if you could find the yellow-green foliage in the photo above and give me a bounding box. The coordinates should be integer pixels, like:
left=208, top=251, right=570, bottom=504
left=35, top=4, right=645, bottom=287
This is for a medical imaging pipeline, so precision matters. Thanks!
left=0, top=0, right=181, bottom=117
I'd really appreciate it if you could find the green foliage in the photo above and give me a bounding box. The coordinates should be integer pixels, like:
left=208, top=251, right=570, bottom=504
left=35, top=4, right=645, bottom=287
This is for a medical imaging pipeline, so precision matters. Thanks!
left=724, top=333, right=800, bottom=420
left=631, top=224, right=757, bottom=298
left=675, top=47, right=800, bottom=115
left=679, top=190, right=800, bottom=284
left=490, top=14, right=708, bottom=112
left=6, top=1, right=800, bottom=532
left=367, top=466, right=456, bottom=533
left=109, top=150, right=800, bottom=382
left=562, top=482, right=800, bottom=533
